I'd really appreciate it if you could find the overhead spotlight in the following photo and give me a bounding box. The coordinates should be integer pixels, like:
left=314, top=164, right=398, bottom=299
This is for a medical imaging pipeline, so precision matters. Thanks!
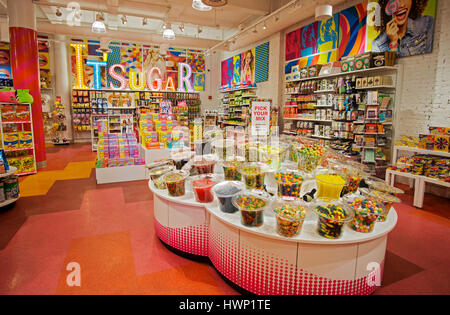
left=315, top=4, right=333, bottom=21
left=55, top=8, right=62, bottom=18
left=121, top=15, right=127, bottom=25
left=142, top=18, right=148, bottom=26
left=252, top=27, right=257, bottom=34
left=231, top=38, right=236, bottom=44
left=192, top=0, right=212, bottom=11
left=179, top=23, right=185, bottom=32
left=163, top=23, right=175, bottom=40
left=275, top=15, right=279, bottom=22
left=198, top=26, right=203, bottom=34
left=294, top=0, right=304, bottom=8
left=262, top=22, right=267, bottom=30
left=92, top=13, right=106, bottom=33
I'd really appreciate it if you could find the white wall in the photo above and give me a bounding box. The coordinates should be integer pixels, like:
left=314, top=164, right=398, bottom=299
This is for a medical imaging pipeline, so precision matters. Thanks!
left=394, top=0, right=450, bottom=137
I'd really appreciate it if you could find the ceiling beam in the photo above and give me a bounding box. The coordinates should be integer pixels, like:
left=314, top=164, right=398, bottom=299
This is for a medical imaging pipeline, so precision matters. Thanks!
left=36, top=20, right=221, bottom=49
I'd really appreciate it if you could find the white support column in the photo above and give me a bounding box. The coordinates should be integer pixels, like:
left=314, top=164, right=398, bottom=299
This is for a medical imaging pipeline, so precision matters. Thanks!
left=53, top=34, right=73, bottom=141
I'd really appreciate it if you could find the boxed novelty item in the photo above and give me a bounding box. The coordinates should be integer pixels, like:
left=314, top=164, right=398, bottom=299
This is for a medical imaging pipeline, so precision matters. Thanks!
left=354, top=52, right=372, bottom=70
left=308, top=65, right=322, bottom=78
left=340, top=56, right=355, bottom=72
left=300, top=67, right=308, bottom=79
left=418, top=134, right=435, bottom=150
left=434, top=135, right=450, bottom=152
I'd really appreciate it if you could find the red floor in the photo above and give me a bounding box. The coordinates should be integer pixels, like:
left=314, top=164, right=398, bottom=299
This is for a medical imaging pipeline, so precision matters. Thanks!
left=0, top=144, right=449, bottom=295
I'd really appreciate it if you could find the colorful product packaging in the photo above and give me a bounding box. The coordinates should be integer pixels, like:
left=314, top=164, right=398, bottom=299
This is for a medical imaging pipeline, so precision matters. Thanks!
left=19, top=132, right=33, bottom=148
left=3, top=133, right=19, bottom=149
left=1, top=105, right=15, bottom=122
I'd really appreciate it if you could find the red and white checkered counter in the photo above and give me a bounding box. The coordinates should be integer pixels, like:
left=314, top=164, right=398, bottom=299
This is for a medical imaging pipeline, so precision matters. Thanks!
left=148, top=179, right=397, bottom=295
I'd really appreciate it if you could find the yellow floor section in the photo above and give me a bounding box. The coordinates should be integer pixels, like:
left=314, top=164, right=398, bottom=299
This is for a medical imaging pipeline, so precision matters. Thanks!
left=19, top=160, right=96, bottom=197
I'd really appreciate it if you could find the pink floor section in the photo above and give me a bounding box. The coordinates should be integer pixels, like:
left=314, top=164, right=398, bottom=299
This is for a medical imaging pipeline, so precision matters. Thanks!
left=0, top=144, right=449, bottom=294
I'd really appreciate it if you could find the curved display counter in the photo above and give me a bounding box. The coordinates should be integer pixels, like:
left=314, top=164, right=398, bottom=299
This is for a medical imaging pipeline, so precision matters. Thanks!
left=148, top=175, right=397, bottom=295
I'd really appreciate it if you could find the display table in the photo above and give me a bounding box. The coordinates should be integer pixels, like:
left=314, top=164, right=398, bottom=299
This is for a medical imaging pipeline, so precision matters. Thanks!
left=148, top=175, right=397, bottom=295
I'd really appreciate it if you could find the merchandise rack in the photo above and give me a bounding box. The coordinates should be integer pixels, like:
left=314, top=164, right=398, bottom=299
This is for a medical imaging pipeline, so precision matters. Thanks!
left=71, top=89, right=201, bottom=151
left=219, top=86, right=257, bottom=128
left=282, top=66, right=399, bottom=174
left=0, top=103, right=37, bottom=176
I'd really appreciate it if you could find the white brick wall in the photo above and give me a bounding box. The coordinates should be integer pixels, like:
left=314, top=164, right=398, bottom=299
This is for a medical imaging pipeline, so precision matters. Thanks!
left=396, top=0, right=450, bottom=137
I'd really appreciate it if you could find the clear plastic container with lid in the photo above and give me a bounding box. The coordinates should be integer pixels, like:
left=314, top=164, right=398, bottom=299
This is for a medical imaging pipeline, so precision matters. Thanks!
left=211, top=139, right=235, bottom=161
left=147, top=160, right=175, bottom=189
left=312, top=198, right=354, bottom=239
left=191, top=174, right=217, bottom=203
left=315, top=173, right=346, bottom=200
left=212, top=181, right=245, bottom=213
left=359, top=188, right=401, bottom=222
left=364, top=176, right=405, bottom=196
left=273, top=198, right=307, bottom=237
left=274, top=169, right=304, bottom=199
left=238, top=162, right=267, bottom=190
left=232, top=191, right=270, bottom=227
left=222, top=156, right=245, bottom=181
left=342, top=196, right=384, bottom=233
left=162, top=170, right=189, bottom=197
left=192, top=154, right=217, bottom=175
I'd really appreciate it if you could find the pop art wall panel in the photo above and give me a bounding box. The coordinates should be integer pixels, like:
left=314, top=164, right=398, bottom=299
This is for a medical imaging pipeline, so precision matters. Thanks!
left=338, top=1, right=368, bottom=58
left=255, top=42, right=269, bottom=83
left=318, top=14, right=340, bottom=53
left=300, top=22, right=319, bottom=57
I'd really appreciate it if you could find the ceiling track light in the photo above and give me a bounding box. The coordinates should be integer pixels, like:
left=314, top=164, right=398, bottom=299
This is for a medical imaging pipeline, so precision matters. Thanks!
left=92, top=12, right=106, bottom=33
left=192, top=0, right=212, bottom=11
left=179, top=23, right=185, bottom=32
left=252, top=27, right=257, bottom=34
left=198, top=26, right=203, bottom=34
left=55, top=7, right=62, bottom=18
left=315, top=4, right=333, bottom=21
left=121, top=15, right=127, bottom=25
left=262, top=22, right=267, bottom=30
left=142, top=18, right=148, bottom=26
left=163, top=23, right=175, bottom=40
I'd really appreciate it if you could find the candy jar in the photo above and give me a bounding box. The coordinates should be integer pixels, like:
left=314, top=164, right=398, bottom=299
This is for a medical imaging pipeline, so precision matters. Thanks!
left=232, top=191, right=270, bottom=227
left=239, top=162, right=266, bottom=190
left=359, top=188, right=401, bottom=222
left=212, top=181, right=245, bottom=213
left=315, top=173, right=346, bottom=200
left=313, top=199, right=354, bottom=239
left=343, top=196, right=383, bottom=233
left=274, top=169, right=304, bottom=199
left=163, top=170, right=189, bottom=197
left=364, top=176, right=405, bottom=196
left=273, top=199, right=307, bottom=237
left=148, top=164, right=175, bottom=189
left=222, top=157, right=244, bottom=181
left=296, top=145, right=323, bottom=174
left=191, top=174, right=217, bottom=203
left=211, top=139, right=235, bottom=161
left=192, top=154, right=217, bottom=174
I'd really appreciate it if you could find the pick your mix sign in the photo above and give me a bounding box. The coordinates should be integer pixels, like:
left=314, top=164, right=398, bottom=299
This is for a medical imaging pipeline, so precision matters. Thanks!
left=251, top=100, right=271, bottom=136
left=71, top=43, right=195, bottom=92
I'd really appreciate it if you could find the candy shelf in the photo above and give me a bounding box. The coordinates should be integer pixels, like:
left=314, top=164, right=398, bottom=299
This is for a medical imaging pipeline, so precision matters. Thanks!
left=0, top=103, right=37, bottom=176
left=0, top=197, right=19, bottom=208
left=285, top=66, right=398, bottom=83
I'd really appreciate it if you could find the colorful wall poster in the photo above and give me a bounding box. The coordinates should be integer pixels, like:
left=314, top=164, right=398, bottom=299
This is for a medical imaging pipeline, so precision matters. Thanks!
left=39, top=52, right=50, bottom=70
left=187, top=52, right=205, bottom=73
left=240, top=48, right=255, bottom=84
left=367, top=0, right=437, bottom=57
left=285, top=29, right=301, bottom=61
left=121, top=45, right=142, bottom=78
left=194, top=73, right=205, bottom=91
left=0, top=66, right=12, bottom=78
left=221, top=60, right=228, bottom=86
left=232, top=54, right=241, bottom=85
left=301, top=22, right=319, bottom=57
left=225, top=57, right=234, bottom=86
left=255, top=42, right=270, bottom=83
left=318, top=14, right=340, bottom=53
left=166, top=49, right=186, bottom=72
left=338, top=1, right=368, bottom=59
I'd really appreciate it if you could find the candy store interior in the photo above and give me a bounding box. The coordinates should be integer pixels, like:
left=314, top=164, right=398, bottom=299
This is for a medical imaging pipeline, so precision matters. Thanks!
left=0, top=0, right=449, bottom=297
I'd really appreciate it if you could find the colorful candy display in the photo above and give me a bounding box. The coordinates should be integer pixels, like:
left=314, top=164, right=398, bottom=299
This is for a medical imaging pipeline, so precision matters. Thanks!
left=346, top=198, right=383, bottom=233
left=258, top=144, right=288, bottom=170
left=315, top=202, right=352, bottom=239
left=222, top=158, right=244, bottom=181
left=315, top=174, right=346, bottom=200
left=274, top=170, right=303, bottom=198
left=297, top=145, right=323, bottom=172
left=360, top=188, right=400, bottom=222
left=163, top=171, right=189, bottom=197
left=192, top=176, right=216, bottom=203
left=239, top=163, right=265, bottom=190
left=340, top=167, right=365, bottom=195
left=212, top=181, right=244, bottom=213
left=233, top=194, right=267, bottom=227
left=274, top=203, right=307, bottom=237
left=149, top=165, right=175, bottom=189
left=193, top=157, right=216, bottom=174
